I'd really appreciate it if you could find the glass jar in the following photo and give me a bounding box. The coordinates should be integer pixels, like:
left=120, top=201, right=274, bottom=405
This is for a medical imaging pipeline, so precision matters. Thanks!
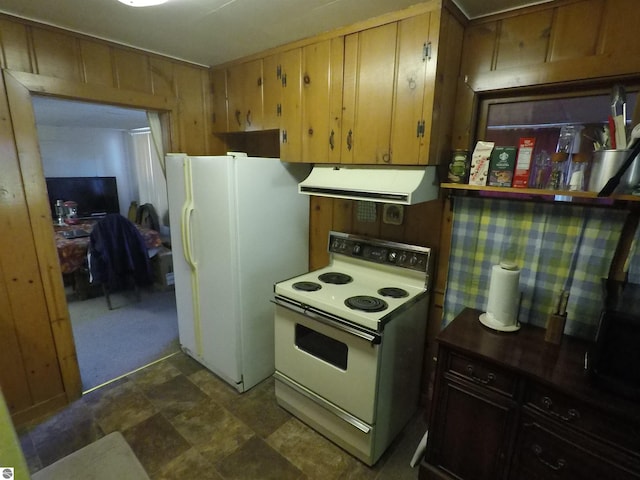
left=546, top=152, right=569, bottom=190
left=565, top=152, right=590, bottom=191
left=531, top=150, right=551, bottom=188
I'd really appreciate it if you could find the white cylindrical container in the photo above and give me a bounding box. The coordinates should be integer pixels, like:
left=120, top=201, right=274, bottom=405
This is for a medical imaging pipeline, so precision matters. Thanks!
left=479, top=263, right=521, bottom=332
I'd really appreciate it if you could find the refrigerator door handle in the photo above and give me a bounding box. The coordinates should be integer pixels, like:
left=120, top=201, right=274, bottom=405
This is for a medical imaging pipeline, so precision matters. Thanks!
left=181, top=157, right=203, bottom=356
left=181, top=159, right=197, bottom=269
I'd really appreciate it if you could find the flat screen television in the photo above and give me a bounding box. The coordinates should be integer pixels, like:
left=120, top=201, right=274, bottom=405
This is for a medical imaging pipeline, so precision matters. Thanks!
left=45, top=176, right=120, bottom=219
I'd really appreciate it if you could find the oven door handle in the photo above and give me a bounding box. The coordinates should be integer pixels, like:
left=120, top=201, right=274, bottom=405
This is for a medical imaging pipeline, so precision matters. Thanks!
left=274, top=372, right=372, bottom=434
left=273, top=297, right=381, bottom=345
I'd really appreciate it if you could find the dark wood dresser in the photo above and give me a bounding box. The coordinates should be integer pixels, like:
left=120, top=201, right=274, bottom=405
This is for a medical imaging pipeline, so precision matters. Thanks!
left=420, top=308, right=640, bottom=480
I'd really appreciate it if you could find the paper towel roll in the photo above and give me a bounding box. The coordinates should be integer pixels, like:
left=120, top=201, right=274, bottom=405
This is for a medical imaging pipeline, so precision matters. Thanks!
left=485, top=264, right=520, bottom=328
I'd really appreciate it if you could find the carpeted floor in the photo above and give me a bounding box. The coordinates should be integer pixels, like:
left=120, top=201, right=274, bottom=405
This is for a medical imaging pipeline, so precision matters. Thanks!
left=67, top=287, right=180, bottom=392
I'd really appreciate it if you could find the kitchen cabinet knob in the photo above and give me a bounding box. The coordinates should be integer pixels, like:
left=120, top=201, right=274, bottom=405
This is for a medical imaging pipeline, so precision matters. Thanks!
left=257, top=77, right=262, bottom=86
left=303, top=74, right=311, bottom=85
left=382, top=153, right=391, bottom=163
left=308, top=128, right=314, bottom=135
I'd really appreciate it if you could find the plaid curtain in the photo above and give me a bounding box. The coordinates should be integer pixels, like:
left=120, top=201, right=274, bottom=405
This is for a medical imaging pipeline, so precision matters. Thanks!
left=444, top=196, right=629, bottom=340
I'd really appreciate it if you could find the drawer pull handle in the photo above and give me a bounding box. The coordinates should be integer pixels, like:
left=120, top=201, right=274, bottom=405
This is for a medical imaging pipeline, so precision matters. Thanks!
left=542, top=396, right=580, bottom=422
left=466, top=365, right=495, bottom=385
left=532, top=444, right=566, bottom=471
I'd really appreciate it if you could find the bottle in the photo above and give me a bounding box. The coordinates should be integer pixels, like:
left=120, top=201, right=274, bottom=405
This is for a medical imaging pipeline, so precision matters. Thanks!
left=546, top=152, right=569, bottom=190
left=566, top=153, right=589, bottom=191
left=546, top=125, right=582, bottom=190
left=531, top=150, right=551, bottom=188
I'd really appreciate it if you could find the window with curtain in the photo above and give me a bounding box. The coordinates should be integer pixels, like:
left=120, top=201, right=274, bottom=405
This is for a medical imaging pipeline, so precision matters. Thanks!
left=443, top=197, right=632, bottom=340
left=129, top=128, right=168, bottom=229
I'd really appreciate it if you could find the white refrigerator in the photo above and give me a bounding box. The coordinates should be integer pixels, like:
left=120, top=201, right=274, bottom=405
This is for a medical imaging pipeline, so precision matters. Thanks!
left=166, top=154, right=310, bottom=392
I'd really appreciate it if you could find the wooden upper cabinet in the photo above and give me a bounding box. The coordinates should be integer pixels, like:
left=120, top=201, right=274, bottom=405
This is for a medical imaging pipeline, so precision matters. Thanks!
left=390, top=12, right=433, bottom=165
left=262, top=53, right=281, bottom=130
left=217, top=4, right=463, bottom=165
left=263, top=49, right=302, bottom=161
left=301, top=37, right=344, bottom=164
left=341, top=22, right=398, bottom=164
left=393, top=9, right=463, bottom=166
left=226, top=59, right=263, bottom=132
left=280, top=49, right=302, bottom=161
left=210, top=68, right=227, bottom=133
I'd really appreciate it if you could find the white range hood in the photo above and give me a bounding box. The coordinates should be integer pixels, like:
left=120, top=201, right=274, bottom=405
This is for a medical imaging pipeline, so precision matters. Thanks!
left=298, top=164, right=439, bottom=205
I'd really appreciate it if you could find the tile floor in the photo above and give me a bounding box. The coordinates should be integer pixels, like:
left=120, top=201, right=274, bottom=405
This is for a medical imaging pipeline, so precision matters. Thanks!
left=18, top=352, right=428, bottom=479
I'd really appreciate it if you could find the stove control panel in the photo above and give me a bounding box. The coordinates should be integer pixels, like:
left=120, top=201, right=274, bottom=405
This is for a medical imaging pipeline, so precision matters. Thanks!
left=329, top=231, right=430, bottom=273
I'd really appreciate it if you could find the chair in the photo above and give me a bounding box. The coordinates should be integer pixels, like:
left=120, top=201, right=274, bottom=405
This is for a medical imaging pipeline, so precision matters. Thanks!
left=88, top=214, right=154, bottom=309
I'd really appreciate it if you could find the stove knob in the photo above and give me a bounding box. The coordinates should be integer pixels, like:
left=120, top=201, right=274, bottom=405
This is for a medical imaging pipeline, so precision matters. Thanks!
left=352, top=244, right=362, bottom=255
left=409, top=255, right=418, bottom=266
left=388, top=251, right=397, bottom=262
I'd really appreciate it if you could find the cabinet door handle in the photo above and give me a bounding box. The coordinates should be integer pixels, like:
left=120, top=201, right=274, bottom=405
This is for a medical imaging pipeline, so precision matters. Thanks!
left=532, top=444, right=566, bottom=471
left=541, top=396, right=580, bottom=422
left=235, top=110, right=241, bottom=127
left=465, top=365, right=495, bottom=385
left=346, top=130, right=353, bottom=151
left=329, top=130, right=335, bottom=150
left=246, top=110, right=252, bottom=127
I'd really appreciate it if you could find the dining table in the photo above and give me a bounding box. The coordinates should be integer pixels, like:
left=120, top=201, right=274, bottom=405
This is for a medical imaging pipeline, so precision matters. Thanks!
left=54, top=220, right=162, bottom=275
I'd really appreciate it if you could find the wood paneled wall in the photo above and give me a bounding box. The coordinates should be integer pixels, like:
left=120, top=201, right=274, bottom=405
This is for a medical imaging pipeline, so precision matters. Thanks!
left=0, top=14, right=217, bottom=425
left=451, top=0, right=640, bottom=152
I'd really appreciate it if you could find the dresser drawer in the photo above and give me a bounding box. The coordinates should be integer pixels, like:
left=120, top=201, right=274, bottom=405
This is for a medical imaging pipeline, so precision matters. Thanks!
left=514, top=414, right=640, bottom=480
left=445, top=351, right=518, bottom=398
left=525, top=384, right=640, bottom=455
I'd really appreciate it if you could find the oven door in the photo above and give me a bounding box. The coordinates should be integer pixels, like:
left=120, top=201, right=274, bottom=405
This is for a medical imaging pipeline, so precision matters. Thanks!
left=274, top=299, right=381, bottom=424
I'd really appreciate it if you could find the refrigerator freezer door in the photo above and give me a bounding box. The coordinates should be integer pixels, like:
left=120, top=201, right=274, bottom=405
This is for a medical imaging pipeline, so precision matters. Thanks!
left=166, top=154, right=198, bottom=357
left=166, top=155, right=309, bottom=392
left=167, top=154, right=242, bottom=388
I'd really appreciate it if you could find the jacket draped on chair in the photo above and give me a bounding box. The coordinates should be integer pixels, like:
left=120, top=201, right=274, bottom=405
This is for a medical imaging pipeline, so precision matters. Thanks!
left=88, top=214, right=153, bottom=291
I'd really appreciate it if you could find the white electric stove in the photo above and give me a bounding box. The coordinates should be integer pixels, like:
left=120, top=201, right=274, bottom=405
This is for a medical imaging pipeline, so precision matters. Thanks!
left=273, top=231, right=432, bottom=465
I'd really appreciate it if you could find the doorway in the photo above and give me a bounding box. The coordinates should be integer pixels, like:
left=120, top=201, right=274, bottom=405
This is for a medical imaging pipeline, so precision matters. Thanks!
left=32, top=95, right=180, bottom=392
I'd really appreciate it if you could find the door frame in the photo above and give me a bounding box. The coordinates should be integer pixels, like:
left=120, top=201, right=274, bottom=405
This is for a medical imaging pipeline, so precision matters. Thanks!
left=2, top=68, right=177, bottom=416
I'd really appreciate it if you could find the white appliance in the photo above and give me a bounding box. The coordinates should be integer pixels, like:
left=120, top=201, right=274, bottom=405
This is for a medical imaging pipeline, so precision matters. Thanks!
left=298, top=164, right=439, bottom=205
left=166, top=154, right=310, bottom=392
left=273, top=231, right=431, bottom=465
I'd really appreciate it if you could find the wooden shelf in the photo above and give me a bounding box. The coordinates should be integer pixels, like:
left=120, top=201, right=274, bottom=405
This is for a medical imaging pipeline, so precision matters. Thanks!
left=440, top=183, right=640, bottom=203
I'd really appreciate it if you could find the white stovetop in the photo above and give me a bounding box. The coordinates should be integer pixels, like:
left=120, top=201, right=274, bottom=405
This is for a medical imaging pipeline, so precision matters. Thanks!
left=274, top=257, right=428, bottom=331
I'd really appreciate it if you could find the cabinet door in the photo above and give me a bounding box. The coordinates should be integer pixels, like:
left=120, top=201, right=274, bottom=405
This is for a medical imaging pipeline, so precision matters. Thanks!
left=390, top=12, right=432, bottom=165
left=341, top=22, right=397, bottom=164
left=279, top=48, right=302, bottom=161
left=262, top=53, right=281, bottom=130
left=262, top=49, right=301, bottom=161
left=226, top=59, right=263, bottom=132
left=210, top=68, right=228, bottom=133
left=427, top=376, right=515, bottom=480
left=301, top=37, right=344, bottom=164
